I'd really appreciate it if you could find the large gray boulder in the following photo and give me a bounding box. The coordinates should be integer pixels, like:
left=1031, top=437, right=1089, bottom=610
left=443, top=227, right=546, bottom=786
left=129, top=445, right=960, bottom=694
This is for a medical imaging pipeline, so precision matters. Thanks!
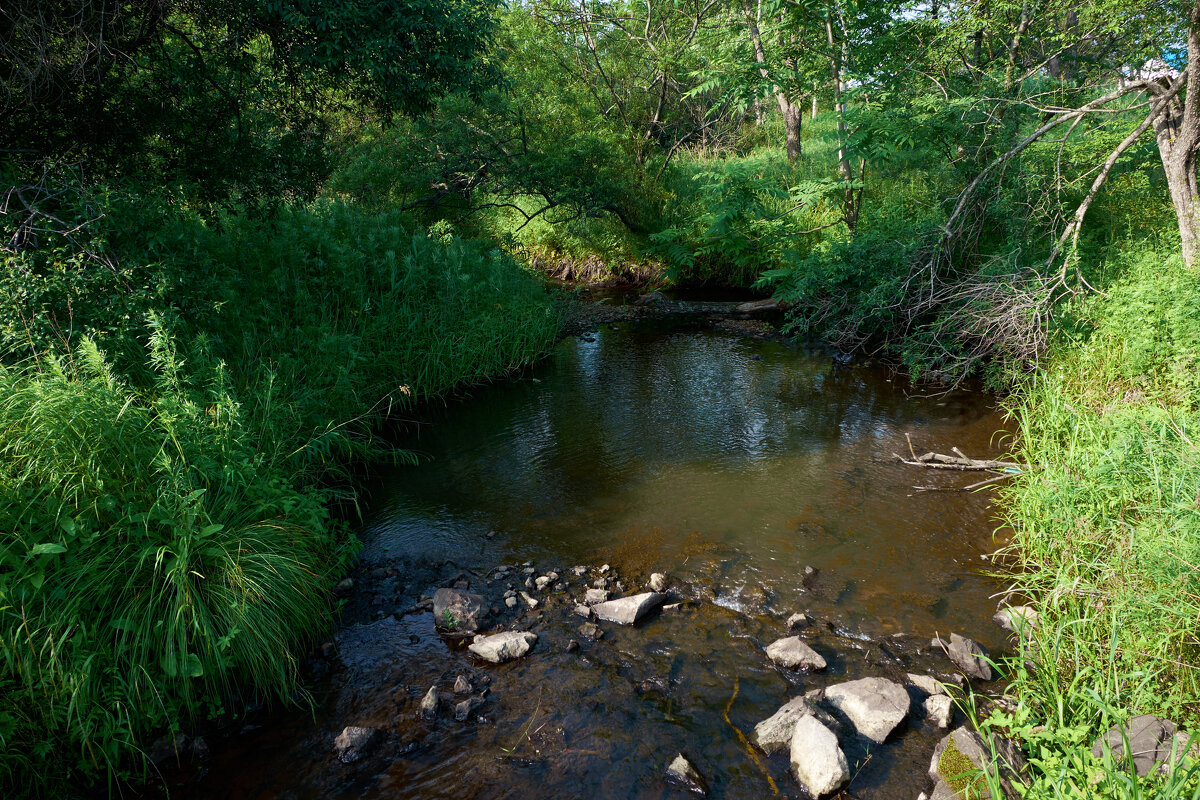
left=929, top=726, right=1027, bottom=799
left=432, top=588, right=486, bottom=632
left=765, top=636, right=827, bottom=671
left=1090, top=715, right=1197, bottom=777
left=333, top=726, right=383, bottom=763
left=468, top=631, right=537, bottom=663
left=752, top=696, right=843, bottom=755
left=592, top=592, right=666, bottom=624
left=825, top=677, right=909, bottom=743
left=790, top=715, right=849, bottom=798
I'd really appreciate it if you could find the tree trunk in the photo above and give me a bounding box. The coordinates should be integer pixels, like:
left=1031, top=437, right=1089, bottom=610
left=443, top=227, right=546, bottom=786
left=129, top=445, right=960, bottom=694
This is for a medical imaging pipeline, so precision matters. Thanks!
left=1154, top=2, right=1200, bottom=270
left=744, top=3, right=801, bottom=159
left=826, top=10, right=857, bottom=230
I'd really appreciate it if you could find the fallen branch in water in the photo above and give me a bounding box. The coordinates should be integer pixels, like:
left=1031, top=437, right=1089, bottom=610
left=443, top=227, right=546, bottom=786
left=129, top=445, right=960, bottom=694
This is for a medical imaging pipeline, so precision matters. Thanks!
left=895, top=434, right=1026, bottom=471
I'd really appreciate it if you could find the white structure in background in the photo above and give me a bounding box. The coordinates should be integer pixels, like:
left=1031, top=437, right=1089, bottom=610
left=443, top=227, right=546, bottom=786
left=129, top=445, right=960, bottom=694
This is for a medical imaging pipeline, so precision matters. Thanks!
left=1122, top=57, right=1182, bottom=86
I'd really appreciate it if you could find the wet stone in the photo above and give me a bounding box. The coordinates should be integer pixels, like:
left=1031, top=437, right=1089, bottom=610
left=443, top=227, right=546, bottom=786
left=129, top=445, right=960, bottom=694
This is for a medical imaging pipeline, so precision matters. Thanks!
left=418, top=685, right=439, bottom=720
left=993, top=605, right=1038, bottom=634
left=648, top=572, right=667, bottom=593
left=925, top=694, right=953, bottom=729
left=907, top=673, right=945, bottom=696
left=454, top=695, right=486, bottom=722
left=333, top=726, right=383, bottom=763
left=790, top=715, right=848, bottom=798
left=574, top=604, right=592, bottom=618
left=453, top=675, right=472, bottom=695
left=468, top=631, right=537, bottom=663
left=666, top=753, right=707, bottom=795
left=765, top=636, right=827, bottom=671
left=432, top=588, right=486, bottom=632
left=578, top=622, right=604, bottom=641
left=592, top=592, right=666, bottom=625
left=505, top=596, right=517, bottom=608
left=584, top=588, right=609, bottom=605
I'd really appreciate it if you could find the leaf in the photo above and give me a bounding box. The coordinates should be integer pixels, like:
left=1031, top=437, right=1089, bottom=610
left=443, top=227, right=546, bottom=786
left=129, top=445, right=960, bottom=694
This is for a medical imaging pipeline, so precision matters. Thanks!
left=30, top=543, right=67, bottom=556
left=161, top=651, right=205, bottom=678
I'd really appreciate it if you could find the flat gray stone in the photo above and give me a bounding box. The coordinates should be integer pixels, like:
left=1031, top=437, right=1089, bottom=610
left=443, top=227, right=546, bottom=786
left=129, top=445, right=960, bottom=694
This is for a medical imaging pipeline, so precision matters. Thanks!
left=765, top=636, right=827, bottom=671
left=592, top=591, right=666, bottom=625
left=825, top=677, right=909, bottom=743
left=907, top=672, right=946, bottom=696
left=333, top=726, right=383, bottom=763
left=468, top=631, right=537, bottom=663
left=790, top=715, right=849, bottom=798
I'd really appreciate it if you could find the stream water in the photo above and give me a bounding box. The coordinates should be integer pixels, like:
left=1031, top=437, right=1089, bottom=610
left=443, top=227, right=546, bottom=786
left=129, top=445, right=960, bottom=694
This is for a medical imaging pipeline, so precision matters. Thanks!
left=168, top=317, right=1011, bottom=800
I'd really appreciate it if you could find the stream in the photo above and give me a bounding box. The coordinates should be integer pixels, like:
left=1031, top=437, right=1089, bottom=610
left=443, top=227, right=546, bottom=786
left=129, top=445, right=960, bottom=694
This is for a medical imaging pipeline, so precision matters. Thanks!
left=166, top=316, right=1011, bottom=800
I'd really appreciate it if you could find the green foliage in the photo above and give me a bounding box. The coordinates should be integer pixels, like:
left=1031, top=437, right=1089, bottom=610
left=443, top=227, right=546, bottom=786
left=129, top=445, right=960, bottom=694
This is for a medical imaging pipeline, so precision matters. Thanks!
left=989, top=250, right=1200, bottom=798
left=0, top=191, right=560, bottom=792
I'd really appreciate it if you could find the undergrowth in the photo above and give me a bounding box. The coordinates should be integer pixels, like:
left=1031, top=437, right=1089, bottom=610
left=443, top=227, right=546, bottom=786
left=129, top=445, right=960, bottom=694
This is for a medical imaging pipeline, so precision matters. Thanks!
left=0, top=191, right=560, bottom=793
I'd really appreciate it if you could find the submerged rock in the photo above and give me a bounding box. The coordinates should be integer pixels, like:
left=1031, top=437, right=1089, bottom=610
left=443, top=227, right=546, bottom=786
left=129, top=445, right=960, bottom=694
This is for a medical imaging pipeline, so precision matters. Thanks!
left=790, top=715, right=849, bottom=798
left=333, top=726, right=383, bottom=763
left=665, top=753, right=707, bottom=795
left=825, top=677, right=909, bottom=743
left=578, top=622, right=604, bottom=641
left=454, top=694, right=486, bottom=722
left=592, top=592, right=666, bottom=625
left=765, top=636, right=827, bottom=671
left=453, top=674, right=472, bottom=695
left=418, top=685, right=439, bottom=720
left=468, top=631, right=537, bottom=663
left=432, top=588, right=486, bottom=632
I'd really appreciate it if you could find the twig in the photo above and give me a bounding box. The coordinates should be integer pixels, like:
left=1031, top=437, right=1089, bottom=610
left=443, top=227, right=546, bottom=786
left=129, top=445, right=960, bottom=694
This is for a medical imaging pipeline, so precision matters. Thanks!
left=723, top=676, right=779, bottom=795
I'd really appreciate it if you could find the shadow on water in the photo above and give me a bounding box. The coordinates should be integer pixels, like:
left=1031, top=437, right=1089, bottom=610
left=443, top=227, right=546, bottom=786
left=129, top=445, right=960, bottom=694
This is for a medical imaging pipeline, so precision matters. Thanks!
left=164, top=319, right=1013, bottom=800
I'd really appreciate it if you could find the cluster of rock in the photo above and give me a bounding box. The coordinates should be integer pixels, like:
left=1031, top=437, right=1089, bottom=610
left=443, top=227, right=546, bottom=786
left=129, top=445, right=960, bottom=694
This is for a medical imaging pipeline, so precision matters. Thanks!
left=330, top=554, right=1198, bottom=798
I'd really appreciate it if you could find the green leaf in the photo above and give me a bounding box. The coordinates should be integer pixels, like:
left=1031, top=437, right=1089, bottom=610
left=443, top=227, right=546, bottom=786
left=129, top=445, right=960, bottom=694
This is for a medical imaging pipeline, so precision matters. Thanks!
left=30, top=543, right=67, bottom=556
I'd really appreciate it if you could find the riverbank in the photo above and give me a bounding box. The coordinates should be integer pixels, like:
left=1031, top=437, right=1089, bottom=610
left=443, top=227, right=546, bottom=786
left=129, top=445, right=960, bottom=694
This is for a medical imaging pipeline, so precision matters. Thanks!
left=983, top=251, right=1200, bottom=798
left=0, top=197, right=562, bottom=795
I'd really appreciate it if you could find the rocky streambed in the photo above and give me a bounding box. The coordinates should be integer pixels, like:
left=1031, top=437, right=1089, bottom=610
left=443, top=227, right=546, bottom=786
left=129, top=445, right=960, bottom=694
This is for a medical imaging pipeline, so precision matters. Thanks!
left=156, top=318, right=1035, bottom=799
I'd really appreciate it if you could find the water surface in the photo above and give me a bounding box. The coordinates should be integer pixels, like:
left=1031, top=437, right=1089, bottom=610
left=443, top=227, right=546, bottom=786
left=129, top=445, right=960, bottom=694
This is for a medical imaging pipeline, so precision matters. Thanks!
left=177, top=319, right=1011, bottom=800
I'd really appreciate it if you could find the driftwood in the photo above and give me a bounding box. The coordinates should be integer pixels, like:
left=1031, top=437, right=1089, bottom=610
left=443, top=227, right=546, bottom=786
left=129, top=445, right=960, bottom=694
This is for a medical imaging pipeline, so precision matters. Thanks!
left=896, top=434, right=1028, bottom=492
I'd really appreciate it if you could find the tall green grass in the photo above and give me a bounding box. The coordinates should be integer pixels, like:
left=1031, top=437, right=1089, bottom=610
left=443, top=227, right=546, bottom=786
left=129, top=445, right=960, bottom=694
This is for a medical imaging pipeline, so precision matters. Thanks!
left=982, top=250, right=1200, bottom=798
left=0, top=193, right=561, bottom=792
